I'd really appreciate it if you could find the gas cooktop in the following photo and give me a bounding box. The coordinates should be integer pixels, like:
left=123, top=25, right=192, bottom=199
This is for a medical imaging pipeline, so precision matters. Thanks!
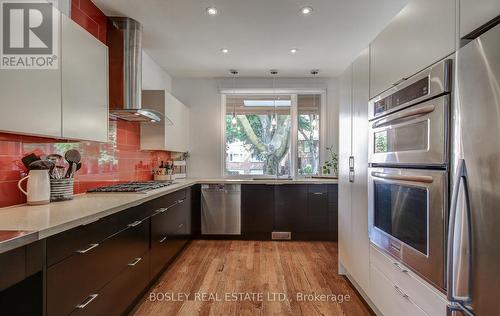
left=87, top=181, right=173, bottom=193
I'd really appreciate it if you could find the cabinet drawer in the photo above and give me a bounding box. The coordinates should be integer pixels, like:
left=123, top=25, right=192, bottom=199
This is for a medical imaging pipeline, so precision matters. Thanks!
left=150, top=211, right=182, bottom=278
left=47, top=220, right=149, bottom=316
left=47, top=216, right=120, bottom=267
left=153, top=189, right=186, bottom=211
left=370, top=244, right=448, bottom=316
left=70, top=251, right=150, bottom=316
left=370, top=264, right=427, bottom=316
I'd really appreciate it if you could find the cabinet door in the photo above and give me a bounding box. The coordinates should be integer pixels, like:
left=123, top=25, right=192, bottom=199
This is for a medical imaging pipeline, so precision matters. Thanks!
left=460, top=0, right=500, bottom=38
left=241, top=185, right=274, bottom=235
left=338, top=66, right=353, bottom=273
left=349, top=49, right=370, bottom=293
left=165, top=92, right=189, bottom=152
left=328, top=185, right=338, bottom=240
left=306, top=184, right=329, bottom=233
left=274, top=184, right=307, bottom=232
left=369, top=0, right=456, bottom=98
left=61, top=14, right=108, bottom=142
left=0, top=10, right=61, bottom=138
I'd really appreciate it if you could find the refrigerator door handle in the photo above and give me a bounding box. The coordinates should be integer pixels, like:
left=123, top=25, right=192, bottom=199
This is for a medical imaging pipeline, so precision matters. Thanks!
left=447, top=159, right=473, bottom=304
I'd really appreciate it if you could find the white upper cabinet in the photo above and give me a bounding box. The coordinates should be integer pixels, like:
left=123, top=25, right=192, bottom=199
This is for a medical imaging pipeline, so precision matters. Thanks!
left=460, top=0, right=500, bottom=38
left=164, top=92, right=189, bottom=152
left=61, top=14, right=108, bottom=142
left=141, top=90, right=190, bottom=153
left=0, top=10, right=108, bottom=141
left=0, top=8, right=62, bottom=138
left=369, top=0, right=456, bottom=98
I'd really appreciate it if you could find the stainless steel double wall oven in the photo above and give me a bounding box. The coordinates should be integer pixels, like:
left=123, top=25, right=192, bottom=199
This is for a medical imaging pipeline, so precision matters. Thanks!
left=368, top=59, right=452, bottom=291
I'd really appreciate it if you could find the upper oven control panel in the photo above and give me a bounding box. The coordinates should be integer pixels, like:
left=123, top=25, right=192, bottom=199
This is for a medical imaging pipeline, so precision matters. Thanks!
left=369, top=59, right=452, bottom=121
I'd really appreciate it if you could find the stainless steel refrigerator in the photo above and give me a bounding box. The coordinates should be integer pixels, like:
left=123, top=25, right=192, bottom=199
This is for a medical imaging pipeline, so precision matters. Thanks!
left=448, top=22, right=500, bottom=316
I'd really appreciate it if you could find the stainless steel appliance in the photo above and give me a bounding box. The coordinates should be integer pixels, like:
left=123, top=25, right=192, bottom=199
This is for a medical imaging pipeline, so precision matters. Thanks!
left=369, top=95, right=450, bottom=166
left=87, top=181, right=173, bottom=193
left=201, top=184, right=241, bottom=235
left=368, top=167, right=447, bottom=290
left=369, top=59, right=452, bottom=166
left=368, top=59, right=452, bottom=120
left=447, top=22, right=500, bottom=316
left=368, top=58, right=452, bottom=291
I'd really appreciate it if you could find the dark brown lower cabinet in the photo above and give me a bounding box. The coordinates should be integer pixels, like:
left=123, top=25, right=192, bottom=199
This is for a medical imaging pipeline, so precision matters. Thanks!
left=272, top=184, right=338, bottom=240
left=306, top=184, right=330, bottom=233
left=69, top=252, right=150, bottom=316
left=241, top=184, right=274, bottom=237
left=274, top=184, right=308, bottom=232
left=47, top=219, right=149, bottom=316
left=150, top=191, right=191, bottom=279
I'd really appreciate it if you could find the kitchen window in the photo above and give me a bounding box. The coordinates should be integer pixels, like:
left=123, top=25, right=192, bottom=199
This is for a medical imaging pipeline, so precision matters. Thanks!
left=223, top=92, right=325, bottom=177
left=297, top=94, right=321, bottom=175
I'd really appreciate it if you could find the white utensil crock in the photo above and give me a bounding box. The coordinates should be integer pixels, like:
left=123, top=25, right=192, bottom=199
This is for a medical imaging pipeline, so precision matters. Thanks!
left=17, top=170, right=50, bottom=205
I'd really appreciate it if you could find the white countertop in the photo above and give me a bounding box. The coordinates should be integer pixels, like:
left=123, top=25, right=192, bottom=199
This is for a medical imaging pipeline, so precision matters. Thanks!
left=0, top=178, right=337, bottom=251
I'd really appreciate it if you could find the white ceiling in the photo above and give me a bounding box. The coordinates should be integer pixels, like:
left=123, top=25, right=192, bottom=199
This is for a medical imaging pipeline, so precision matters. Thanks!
left=93, top=0, right=408, bottom=78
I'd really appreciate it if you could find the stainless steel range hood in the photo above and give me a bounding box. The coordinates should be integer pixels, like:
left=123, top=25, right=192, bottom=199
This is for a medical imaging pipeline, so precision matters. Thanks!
left=108, top=17, right=163, bottom=123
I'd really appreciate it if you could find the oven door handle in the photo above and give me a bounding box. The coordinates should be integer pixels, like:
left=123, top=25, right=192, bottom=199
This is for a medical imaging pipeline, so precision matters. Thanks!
left=371, top=172, right=434, bottom=184
left=447, top=159, right=473, bottom=304
left=372, top=104, right=435, bottom=128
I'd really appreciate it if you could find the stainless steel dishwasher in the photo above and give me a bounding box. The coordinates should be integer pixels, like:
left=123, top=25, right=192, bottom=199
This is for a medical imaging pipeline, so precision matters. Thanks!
left=201, top=184, right=241, bottom=235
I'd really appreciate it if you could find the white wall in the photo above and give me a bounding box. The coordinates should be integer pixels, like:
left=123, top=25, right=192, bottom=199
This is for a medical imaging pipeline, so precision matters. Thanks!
left=172, top=77, right=340, bottom=178
left=142, top=51, right=173, bottom=92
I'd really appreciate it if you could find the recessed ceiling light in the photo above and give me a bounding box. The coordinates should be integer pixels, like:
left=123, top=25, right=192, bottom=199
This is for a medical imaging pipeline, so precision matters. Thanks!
left=221, top=48, right=229, bottom=53
left=300, top=6, right=313, bottom=15
left=290, top=48, right=298, bottom=54
left=206, top=7, right=218, bottom=15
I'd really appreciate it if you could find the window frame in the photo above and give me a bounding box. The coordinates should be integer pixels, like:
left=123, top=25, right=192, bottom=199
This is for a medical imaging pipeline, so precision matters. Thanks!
left=221, top=90, right=326, bottom=179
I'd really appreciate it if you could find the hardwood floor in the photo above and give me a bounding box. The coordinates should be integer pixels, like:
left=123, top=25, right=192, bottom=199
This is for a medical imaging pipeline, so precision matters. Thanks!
left=133, top=240, right=373, bottom=316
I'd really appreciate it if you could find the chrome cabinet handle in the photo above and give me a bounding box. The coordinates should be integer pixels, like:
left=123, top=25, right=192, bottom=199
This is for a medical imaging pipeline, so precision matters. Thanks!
left=371, top=172, right=434, bottom=184
left=348, top=156, right=355, bottom=183
left=76, top=243, right=99, bottom=254
left=447, top=159, right=473, bottom=303
left=394, top=285, right=409, bottom=299
left=372, top=104, right=435, bottom=129
left=312, top=192, right=324, bottom=195
left=177, top=223, right=184, bottom=229
left=159, top=236, right=167, bottom=243
left=76, top=294, right=98, bottom=309
left=128, top=220, right=142, bottom=227
left=177, top=199, right=185, bottom=204
left=128, top=257, right=142, bottom=266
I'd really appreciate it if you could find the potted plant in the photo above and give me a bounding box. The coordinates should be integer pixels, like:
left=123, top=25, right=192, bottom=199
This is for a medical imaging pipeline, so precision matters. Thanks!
left=322, top=146, right=338, bottom=177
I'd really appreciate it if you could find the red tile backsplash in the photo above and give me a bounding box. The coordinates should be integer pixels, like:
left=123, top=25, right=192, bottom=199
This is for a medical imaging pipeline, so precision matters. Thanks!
left=0, top=120, right=171, bottom=208
left=71, top=0, right=107, bottom=44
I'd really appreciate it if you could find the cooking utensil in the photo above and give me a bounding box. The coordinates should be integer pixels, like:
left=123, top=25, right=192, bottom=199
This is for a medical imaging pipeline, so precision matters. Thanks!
left=64, top=150, right=81, bottom=178
left=21, top=153, right=39, bottom=170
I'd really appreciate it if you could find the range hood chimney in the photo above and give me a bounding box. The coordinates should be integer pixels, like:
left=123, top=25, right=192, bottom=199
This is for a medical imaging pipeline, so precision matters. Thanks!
left=108, top=17, right=162, bottom=123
